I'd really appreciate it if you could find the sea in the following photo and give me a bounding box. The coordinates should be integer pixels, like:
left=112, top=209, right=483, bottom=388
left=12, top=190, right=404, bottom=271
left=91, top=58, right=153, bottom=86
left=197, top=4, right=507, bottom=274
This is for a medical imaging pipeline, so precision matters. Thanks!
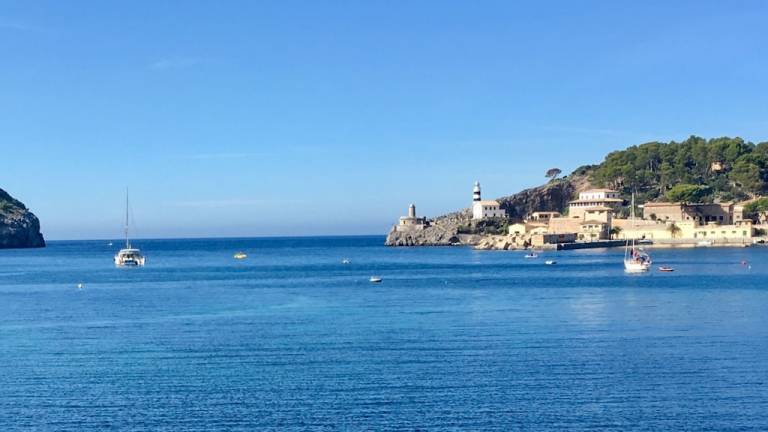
left=1, top=236, right=767, bottom=431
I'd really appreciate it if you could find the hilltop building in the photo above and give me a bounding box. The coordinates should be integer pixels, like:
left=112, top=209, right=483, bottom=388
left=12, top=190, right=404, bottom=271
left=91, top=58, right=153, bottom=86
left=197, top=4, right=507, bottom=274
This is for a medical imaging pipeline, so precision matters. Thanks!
left=472, top=181, right=506, bottom=220
left=568, top=189, right=623, bottom=219
left=395, top=203, right=427, bottom=232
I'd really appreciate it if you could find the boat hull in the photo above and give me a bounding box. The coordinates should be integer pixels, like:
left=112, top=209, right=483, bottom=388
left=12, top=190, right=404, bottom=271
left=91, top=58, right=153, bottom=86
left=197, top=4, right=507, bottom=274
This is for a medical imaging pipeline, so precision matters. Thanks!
left=115, top=249, right=145, bottom=267
left=624, top=259, right=650, bottom=273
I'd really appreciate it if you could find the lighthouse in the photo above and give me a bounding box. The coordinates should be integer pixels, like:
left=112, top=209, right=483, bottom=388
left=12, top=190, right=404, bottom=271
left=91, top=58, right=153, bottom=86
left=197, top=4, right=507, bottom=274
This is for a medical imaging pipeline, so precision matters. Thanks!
left=395, top=203, right=426, bottom=232
left=472, top=180, right=506, bottom=220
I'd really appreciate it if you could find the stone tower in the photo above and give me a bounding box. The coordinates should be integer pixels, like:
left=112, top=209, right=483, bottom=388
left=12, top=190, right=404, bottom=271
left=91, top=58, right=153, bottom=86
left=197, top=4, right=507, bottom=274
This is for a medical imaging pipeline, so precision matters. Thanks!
left=408, top=203, right=416, bottom=218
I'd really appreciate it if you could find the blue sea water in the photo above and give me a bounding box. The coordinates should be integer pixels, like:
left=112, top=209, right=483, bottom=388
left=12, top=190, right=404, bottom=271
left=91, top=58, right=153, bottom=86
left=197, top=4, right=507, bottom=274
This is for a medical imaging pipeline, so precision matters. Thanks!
left=1, top=236, right=767, bottom=431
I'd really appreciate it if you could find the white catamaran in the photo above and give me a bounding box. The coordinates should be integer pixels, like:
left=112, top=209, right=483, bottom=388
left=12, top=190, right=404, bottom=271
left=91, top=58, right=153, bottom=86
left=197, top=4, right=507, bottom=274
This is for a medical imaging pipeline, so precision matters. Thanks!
left=114, top=190, right=145, bottom=267
left=624, top=193, right=651, bottom=273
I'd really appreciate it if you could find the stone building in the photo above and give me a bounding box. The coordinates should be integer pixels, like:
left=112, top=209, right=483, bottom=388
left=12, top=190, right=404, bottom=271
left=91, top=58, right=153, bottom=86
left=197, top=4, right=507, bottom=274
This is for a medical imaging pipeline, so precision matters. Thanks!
left=568, top=189, right=623, bottom=219
left=395, top=203, right=427, bottom=232
left=642, top=202, right=744, bottom=225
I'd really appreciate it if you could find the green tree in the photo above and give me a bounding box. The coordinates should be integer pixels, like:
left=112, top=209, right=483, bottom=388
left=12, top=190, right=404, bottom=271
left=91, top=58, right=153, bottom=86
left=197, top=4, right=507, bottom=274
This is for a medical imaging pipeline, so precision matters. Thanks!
left=545, top=168, right=562, bottom=180
left=609, top=226, right=622, bottom=239
left=730, top=159, right=764, bottom=194
left=665, top=184, right=710, bottom=203
left=667, top=223, right=682, bottom=239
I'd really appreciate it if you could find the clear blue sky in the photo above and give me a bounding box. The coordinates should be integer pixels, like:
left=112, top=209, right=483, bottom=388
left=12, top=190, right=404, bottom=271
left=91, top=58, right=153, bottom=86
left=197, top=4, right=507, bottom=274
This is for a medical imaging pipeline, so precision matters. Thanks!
left=2, top=1, right=767, bottom=239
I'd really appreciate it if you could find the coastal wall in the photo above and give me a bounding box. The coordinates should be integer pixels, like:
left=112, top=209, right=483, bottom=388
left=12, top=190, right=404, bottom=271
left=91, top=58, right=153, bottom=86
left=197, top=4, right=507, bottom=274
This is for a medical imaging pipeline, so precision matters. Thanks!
left=0, top=188, right=45, bottom=248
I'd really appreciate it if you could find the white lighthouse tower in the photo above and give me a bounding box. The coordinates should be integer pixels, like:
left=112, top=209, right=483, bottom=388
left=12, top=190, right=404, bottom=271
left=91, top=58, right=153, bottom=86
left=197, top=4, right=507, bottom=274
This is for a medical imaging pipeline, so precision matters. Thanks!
left=472, top=180, right=505, bottom=220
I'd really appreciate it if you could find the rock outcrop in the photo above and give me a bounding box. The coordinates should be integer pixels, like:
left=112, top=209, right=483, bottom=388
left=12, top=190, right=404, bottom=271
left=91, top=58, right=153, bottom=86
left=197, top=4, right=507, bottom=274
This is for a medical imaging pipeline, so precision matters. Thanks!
left=385, top=210, right=470, bottom=246
left=496, top=178, right=577, bottom=220
left=0, top=188, right=45, bottom=248
left=473, top=235, right=519, bottom=250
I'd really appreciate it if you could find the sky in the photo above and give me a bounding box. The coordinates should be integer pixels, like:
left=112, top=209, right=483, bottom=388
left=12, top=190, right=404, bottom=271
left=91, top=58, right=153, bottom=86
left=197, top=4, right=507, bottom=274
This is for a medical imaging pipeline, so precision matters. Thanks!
left=1, top=0, right=767, bottom=240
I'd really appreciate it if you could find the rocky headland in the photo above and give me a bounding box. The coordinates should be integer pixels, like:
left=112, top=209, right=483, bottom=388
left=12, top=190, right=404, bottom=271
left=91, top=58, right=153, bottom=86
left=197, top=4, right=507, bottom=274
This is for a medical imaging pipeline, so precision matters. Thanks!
left=0, top=188, right=45, bottom=248
left=385, top=171, right=592, bottom=247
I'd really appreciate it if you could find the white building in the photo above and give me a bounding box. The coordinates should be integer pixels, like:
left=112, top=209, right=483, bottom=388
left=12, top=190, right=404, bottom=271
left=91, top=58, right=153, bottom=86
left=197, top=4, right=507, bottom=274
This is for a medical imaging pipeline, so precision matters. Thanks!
left=471, top=181, right=506, bottom=220
left=568, top=189, right=623, bottom=219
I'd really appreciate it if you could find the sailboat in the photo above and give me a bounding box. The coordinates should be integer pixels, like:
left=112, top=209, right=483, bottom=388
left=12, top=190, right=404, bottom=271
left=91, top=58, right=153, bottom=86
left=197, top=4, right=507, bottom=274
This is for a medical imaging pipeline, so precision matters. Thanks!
left=114, top=190, right=145, bottom=267
left=624, top=193, right=650, bottom=273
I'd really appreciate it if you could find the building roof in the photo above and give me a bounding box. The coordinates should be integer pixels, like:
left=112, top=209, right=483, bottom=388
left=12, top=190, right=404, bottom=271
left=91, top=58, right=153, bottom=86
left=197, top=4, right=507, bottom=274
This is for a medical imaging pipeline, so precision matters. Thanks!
left=532, top=211, right=561, bottom=215
left=585, top=206, right=613, bottom=211
left=580, top=220, right=608, bottom=225
left=475, top=200, right=500, bottom=206
left=641, top=202, right=679, bottom=207
left=581, top=188, right=618, bottom=193
left=643, top=201, right=734, bottom=208
left=569, top=198, right=623, bottom=204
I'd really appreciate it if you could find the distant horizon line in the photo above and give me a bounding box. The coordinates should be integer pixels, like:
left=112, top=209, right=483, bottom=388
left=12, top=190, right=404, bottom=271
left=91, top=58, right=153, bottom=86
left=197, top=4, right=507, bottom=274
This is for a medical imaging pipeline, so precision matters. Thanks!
left=43, top=233, right=388, bottom=242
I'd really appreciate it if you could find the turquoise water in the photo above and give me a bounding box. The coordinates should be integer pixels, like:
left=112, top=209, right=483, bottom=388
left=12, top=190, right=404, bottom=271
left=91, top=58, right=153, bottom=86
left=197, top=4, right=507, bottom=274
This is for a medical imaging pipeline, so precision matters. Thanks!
left=1, top=236, right=767, bottom=430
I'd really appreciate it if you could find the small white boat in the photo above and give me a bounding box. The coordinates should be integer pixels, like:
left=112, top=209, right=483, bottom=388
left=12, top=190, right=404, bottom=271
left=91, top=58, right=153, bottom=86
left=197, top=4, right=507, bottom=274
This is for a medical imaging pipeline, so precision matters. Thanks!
left=341, top=258, right=351, bottom=264
left=545, top=260, right=557, bottom=265
left=114, top=190, right=145, bottom=267
left=624, top=194, right=651, bottom=273
left=369, top=276, right=382, bottom=283
left=697, top=240, right=713, bottom=247
left=233, top=252, right=247, bottom=260
left=524, top=253, right=539, bottom=259
left=658, top=266, right=674, bottom=272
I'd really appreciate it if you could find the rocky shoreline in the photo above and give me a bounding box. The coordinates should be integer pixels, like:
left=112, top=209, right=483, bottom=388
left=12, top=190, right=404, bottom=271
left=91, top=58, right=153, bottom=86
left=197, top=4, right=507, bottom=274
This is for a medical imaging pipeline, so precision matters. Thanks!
left=385, top=176, right=584, bottom=248
left=0, top=188, right=45, bottom=249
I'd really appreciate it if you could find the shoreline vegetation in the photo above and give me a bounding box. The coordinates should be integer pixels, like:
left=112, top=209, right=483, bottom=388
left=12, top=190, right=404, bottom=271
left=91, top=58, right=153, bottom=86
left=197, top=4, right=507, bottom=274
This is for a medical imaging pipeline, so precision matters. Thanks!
left=386, top=136, right=768, bottom=250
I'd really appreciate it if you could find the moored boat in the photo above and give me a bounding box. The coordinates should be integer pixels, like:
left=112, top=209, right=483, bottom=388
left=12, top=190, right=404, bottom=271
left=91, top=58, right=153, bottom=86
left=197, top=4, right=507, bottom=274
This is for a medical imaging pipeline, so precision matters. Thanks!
left=624, top=193, right=651, bottom=273
left=114, top=190, right=145, bottom=267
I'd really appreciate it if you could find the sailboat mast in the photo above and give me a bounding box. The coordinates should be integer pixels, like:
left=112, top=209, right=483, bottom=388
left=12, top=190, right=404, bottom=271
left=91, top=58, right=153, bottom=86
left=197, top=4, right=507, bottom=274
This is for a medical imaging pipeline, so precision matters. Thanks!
left=125, top=188, right=130, bottom=249
left=630, top=193, right=636, bottom=250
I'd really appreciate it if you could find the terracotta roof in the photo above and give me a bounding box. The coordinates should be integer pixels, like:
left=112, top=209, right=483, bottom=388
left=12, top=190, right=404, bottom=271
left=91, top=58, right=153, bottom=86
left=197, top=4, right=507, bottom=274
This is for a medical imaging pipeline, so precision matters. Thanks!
left=580, top=220, right=608, bottom=225
left=569, top=198, right=623, bottom=204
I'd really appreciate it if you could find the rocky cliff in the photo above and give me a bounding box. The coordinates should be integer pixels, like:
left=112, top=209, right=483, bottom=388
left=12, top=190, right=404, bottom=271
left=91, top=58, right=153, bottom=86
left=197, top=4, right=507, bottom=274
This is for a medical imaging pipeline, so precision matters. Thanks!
left=385, top=209, right=470, bottom=246
left=0, top=188, right=45, bottom=248
left=384, top=171, right=593, bottom=246
left=496, top=178, right=578, bottom=220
